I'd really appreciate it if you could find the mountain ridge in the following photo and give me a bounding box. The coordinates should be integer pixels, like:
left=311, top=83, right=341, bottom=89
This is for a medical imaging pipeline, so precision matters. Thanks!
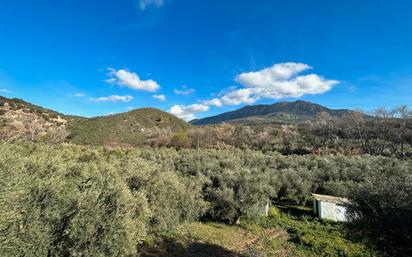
left=191, top=100, right=354, bottom=125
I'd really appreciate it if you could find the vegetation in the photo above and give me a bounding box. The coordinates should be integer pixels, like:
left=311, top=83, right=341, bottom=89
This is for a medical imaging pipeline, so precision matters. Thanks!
left=0, top=143, right=411, bottom=256
left=1, top=96, right=412, bottom=256
left=2, top=96, right=412, bottom=159
left=347, top=163, right=412, bottom=256
left=67, top=108, right=190, bottom=147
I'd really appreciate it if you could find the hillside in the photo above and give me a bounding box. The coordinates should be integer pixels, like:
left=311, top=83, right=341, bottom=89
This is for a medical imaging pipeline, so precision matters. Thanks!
left=67, top=107, right=190, bottom=146
left=0, top=96, right=82, bottom=141
left=0, top=96, right=190, bottom=146
left=0, top=96, right=81, bottom=122
left=191, top=100, right=354, bottom=125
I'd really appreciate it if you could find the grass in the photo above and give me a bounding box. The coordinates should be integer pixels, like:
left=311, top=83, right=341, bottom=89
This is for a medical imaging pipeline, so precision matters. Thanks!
left=140, top=206, right=379, bottom=257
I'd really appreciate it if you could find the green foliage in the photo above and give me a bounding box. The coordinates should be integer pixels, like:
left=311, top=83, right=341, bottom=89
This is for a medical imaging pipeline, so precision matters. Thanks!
left=257, top=210, right=377, bottom=257
left=169, top=132, right=191, bottom=149
left=67, top=108, right=190, bottom=147
left=0, top=144, right=150, bottom=257
left=0, top=143, right=409, bottom=256
left=268, top=206, right=281, bottom=219
left=347, top=160, right=412, bottom=256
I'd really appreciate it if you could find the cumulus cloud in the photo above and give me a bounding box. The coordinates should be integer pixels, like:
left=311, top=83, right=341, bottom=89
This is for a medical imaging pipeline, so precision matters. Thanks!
left=169, top=103, right=209, bottom=121
left=139, top=0, right=164, bottom=10
left=106, top=68, right=160, bottom=92
left=198, top=62, right=338, bottom=107
left=90, top=95, right=133, bottom=103
left=235, top=62, right=338, bottom=100
left=237, top=62, right=311, bottom=85
left=174, top=85, right=195, bottom=95
left=220, top=88, right=258, bottom=105
left=153, top=94, right=166, bottom=101
left=202, top=98, right=223, bottom=107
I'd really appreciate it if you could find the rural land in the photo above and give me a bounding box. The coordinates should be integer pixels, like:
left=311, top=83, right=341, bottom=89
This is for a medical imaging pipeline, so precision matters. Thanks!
left=1, top=1, right=411, bottom=256
left=1, top=96, right=411, bottom=256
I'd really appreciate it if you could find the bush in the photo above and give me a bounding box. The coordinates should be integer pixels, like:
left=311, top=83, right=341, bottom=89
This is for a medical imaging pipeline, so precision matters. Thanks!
left=0, top=144, right=149, bottom=257
left=0, top=143, right=410, bottom=256
left=169, top=132, right=191, bottom=149
left=347, top=160, right=412, bottom=256
left=268, top=206, right=281, bottom=219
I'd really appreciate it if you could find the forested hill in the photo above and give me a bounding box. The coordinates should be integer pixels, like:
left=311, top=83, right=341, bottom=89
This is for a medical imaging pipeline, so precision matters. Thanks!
left=191, top=100, right=354, bottom=125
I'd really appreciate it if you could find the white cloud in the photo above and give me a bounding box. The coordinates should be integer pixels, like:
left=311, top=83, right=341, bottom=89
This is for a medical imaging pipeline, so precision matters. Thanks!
left=235, top=62, right=338, bottom=99
left=174, top=85, right=195, bottom=95
left=139, top=0, right=164, bottom=10
left=169, top=103, right=209, bottom=121
left=153, top=94, right=166, bottom=101
left=74, top=93, right=85, bottom=97
left=220, top=88, right=258, bottom=105
left=198, top=62, right=338, bottom=108
left=237, top=62, right=311, bottom=85
left=0, top=89, right=13, bottom=93
left=106, top=68, right=160, bottom=92
left=90, top=95, right=133, bottom=103
left=202, top=98, right=223, bottom=107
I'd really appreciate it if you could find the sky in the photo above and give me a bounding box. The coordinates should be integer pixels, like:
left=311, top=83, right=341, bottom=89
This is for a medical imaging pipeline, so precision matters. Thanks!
left=0, top=0, right=412, bottom=120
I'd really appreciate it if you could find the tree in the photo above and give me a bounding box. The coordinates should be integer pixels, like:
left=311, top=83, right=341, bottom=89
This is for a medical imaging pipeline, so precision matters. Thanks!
left=279, top=124, right=300, bottom=154
left=347, top=160, right=412, bottom=256
left=308, top=112, right=338, bottom=151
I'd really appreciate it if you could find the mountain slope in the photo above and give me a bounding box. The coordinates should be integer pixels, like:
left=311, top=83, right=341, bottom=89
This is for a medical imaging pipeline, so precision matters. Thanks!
left=191, top=100, right=354, bottom=125
left=67, top=108, right=190, bottom=146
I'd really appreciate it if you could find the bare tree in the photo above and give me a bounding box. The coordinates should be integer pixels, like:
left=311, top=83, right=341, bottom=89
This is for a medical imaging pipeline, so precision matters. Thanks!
left=308, top=112, right=338, bottom=151
left=46, top=126, right=69, bottom=144
left=279, top=124, right=300, bottom=154
left=145, top=127, right=173, bottom=147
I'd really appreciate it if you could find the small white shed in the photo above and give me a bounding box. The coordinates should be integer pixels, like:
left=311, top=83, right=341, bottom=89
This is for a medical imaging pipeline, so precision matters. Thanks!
left=312, top=193, right=350, bottom=222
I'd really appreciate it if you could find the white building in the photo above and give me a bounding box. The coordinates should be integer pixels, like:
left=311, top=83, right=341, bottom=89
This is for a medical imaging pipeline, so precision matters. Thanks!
left=312, top=193, right=350, bottom=222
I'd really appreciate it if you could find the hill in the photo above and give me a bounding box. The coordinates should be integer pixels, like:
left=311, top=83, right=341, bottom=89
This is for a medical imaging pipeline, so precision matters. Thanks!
left=191, top=100, right=354, bottom=125
left=0, top=96, right=83, bottom=141
left=67, top=108, right=190, bottom=146
left=0, top=96, right=81, bottom=122
left=0, top=96, right=190, bottom=146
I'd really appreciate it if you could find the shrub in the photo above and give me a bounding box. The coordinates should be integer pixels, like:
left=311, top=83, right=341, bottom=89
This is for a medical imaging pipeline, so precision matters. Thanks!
left=169, top=132, right=191, bottom=149
left=268, top=206, right=281, bottom=219
left=0, top=144, right=149, bottom=257
left=347, top=160, right=412, bottom=256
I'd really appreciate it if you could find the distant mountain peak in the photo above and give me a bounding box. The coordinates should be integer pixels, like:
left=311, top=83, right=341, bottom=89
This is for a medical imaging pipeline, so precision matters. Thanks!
left=191, top=101, right=353, bottom=125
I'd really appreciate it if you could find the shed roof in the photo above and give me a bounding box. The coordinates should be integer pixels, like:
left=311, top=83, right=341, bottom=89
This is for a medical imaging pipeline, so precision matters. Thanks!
left=311, top=193, right=350, bottom=204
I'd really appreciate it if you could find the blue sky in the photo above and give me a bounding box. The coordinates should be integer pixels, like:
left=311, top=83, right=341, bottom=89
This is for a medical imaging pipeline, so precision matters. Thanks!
left=0, top=0, right=412, bottom=120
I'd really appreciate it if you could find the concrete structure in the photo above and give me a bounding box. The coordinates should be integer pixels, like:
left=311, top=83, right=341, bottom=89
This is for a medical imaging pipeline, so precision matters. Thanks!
left=312, top=193, right=350, bottom=222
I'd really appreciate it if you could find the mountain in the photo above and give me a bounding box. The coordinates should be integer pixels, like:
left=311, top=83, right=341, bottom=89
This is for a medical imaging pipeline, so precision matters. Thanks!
left=191, top=100, right=354, bottom=125
left=0, top=96, right=190, bottom=146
